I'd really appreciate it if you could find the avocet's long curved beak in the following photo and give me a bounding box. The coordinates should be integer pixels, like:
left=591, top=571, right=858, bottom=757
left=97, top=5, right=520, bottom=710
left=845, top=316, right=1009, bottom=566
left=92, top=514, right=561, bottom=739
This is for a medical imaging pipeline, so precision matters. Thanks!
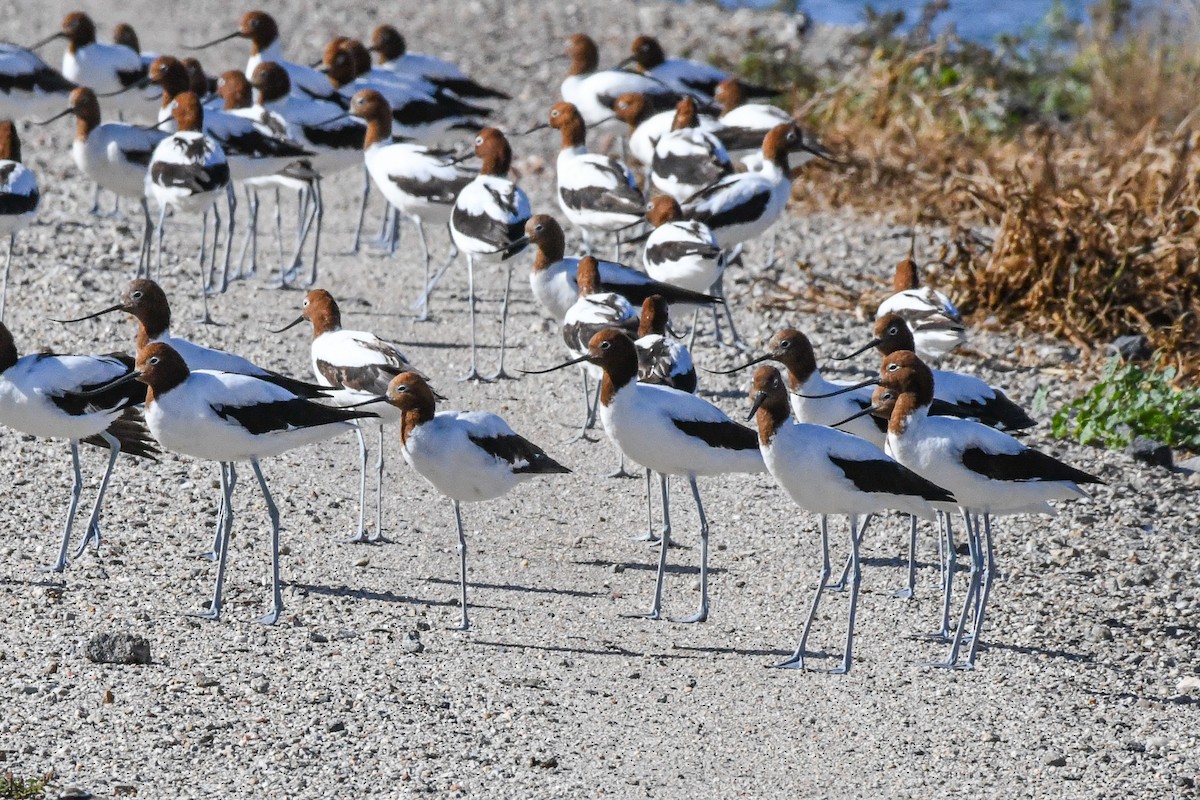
left=520, top=354, right=593, bottom=374
left=833, top=337, right=882, bottom=361
left=703, top=352, right=772, bottom=375
left=830, top=403, right=882, bottom=429
left=72, top=370, right=142, bottom=398
left=613, top=55, right=638, bottom=70
left=184, top=31, right=242, bottom=50
left=97, top=76, right=151, bottom=98
left=33, top=107, right=73, bottom=126
left=483, top=233, right=531, bottom=256
left=342, top=395, right=390, bottom=409
left=28, top=31, right=65, bottom=50
left=518, top=122, right=550, bottom=136
left=270, top=315, right=306, bottom=333
left=795, top=376, right=878, bottom=399
left=746, top=391, right=767, bottom=422
left=52, top=303, right=127, bottom=324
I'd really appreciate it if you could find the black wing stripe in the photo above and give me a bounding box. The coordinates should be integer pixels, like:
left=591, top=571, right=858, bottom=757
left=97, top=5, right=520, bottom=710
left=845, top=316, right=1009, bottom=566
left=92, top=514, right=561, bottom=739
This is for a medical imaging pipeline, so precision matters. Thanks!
left=829, top=455, right=954, bottom=502
left=213, top=397, right=375, bottom=435
left=468, top=433, right=570, bottom=474
left=961, top=447, right=1102, bottom=485
left=671, top=418, right=758, bottom=451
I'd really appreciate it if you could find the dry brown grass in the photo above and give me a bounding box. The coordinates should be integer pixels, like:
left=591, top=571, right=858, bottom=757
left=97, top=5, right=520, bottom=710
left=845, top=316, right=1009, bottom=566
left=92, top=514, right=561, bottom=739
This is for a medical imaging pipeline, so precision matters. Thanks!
left=783, top=13, right=1200, bottom=377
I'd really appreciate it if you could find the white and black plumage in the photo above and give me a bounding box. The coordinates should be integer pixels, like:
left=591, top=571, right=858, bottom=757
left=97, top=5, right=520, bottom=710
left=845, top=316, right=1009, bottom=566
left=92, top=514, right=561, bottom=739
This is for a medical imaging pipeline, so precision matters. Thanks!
left=650, top=96, right=732, bottom=204
left=527, top=329, right=762, bottom=623
left=874, top=247, right=967, bottom=361
left=449, top=128, right=531, bottom=380
left=748, top=365, right=953, bottom=673
left=0, top=321, right=157, bottom=572
left=611, top=92, right=676, bottom=184
left=853, top=352, right=1101, bottom=669
left=0, top=43, right=77, bottom=120
left=516, top=214, right=721, bottom=325
left=620, top=35, right=778, bottom=102
left=540, top=102, right=644, bottom=259
left=368, top=25, right=509, bottom=101
left=559, top=33, right=680, bottom=128
left=144, top=92, right=231, bottom=324
left=374, top=372, right=569, bottom=630
left=33, top=12, right=152, bottom=119
left=635, top=295, right=696, bottom=394
left=0, top=121, right=39, bottom=322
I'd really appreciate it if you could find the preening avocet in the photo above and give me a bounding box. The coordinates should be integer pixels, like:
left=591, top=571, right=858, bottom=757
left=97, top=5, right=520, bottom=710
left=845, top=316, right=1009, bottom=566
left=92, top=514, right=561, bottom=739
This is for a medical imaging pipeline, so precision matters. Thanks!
left=448, top=128, right=530, bottom=380
left=188, top=11, right=337, bottom=103
left=839, top=313, right=1035, bottom=431
left=39, top=86, right=164, bottom=264
left=537, top=101, right=643, bottom=258
left=844, top=351, right=1102, bottom=669
left=874, top=241, right=967, bottom=361
left=512, top=214, right=720, bottom=324
left=0, top=321, right=157, bottom=573
left=561, top=256, right=639, bottom=455
left=365, top=372, right=570, bottom=630
left=748, top=365, right=953, bottom=673
left=650, top=96, right=732, bottom=203
left=111, top=23, right=156, bottom=76
left=90, top=342, right=377, bottom=624
left=368, top=24, right=509, bottom=101
left=610, top=92, right=674, bottom=182
left=559, top=33, right=679, bottom=128
left=275, top=288, right=421, bottom=543
left=527, top=329, right=764, bottom=623
left=144, top=92, right=231, bottom=323
left=32, top=12, right=152, bottom=119
left=0, top=122, right=40, bottom=322
left=350, top=89, right=474, bottom=308
left=619, top=35, right=778, bottom=101
left=642, top=196, right=731, bottom=346
left=0, top=43, right=77, bottom=121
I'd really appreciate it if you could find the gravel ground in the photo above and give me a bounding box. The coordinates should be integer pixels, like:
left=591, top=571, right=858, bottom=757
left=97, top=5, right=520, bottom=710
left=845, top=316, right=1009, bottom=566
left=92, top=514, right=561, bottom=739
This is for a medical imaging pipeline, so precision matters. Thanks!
left=1, top=2, right=1198, bottom=798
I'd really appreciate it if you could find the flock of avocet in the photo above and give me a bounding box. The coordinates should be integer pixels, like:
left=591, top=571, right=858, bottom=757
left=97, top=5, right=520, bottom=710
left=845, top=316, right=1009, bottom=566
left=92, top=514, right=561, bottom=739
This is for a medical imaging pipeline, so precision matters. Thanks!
left=0, top=11, right=1102, bottom=672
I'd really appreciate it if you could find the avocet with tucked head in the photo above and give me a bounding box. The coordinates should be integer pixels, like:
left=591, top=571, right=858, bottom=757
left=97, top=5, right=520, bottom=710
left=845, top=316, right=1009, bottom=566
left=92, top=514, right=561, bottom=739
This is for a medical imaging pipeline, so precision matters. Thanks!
left=0, top=321, right=156, bottom=572
left=0, top=43, right=77, bottom=120
left=651, top=96, right=731, bottom=204
left=845, top=351, right=1101, bottom=669
left=559, top=33, right=680, bottom=128
left=840, top=313, right=1034, bottom=431
left=188, top=11, right=337, bottom=103
left=32, top=12, right=151, bottom=119
left=369, top=372, right=570, bottom=630
left=0, top=122, right=39, bottom=322
left=512, top=214, right=720, bottom=324
left=368, top=24, right=509, bottom=101
left=275, top=289, right=420, bottom=543
left=874, top=243, right=967, bottom=361
left=144, top=93, right=231, bottom=322
left=748, top=365, right=953, bottom=673
left=642, top=196, right=729, bottom=346
left=528, top=329, right=764, bottom=623
left=681, top=123, right=801, bottom=253
left=610, top=92, right=674, bottom=180
left=635, top=296, right=696, bottom=394
left=98, top=342, right=377, bottom=625
left=619, top=35, right=778, bottom=102
left=536, top=101, right=643, bottom=258
left=449, top=128, right=531, bottom=379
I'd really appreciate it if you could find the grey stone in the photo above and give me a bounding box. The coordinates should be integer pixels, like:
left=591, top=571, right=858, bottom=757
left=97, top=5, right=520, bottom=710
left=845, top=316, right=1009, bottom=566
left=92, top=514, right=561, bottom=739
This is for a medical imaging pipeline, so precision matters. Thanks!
left=1107, top=334, right=1153, bottom=361
left=1125, top=437, right=1173, bottom=469
left=84, top=632, right=150, bottom=665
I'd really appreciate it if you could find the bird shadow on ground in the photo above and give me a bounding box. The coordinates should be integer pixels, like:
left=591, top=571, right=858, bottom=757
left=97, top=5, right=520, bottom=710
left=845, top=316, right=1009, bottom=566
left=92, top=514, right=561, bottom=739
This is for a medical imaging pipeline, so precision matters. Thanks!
left=292, top=582, right=458, bottom=607
left=670, top=643, right=796, bottom=659
left=572, top=558, right=727, bottom=577
left=971, top=639, right=1095, bottom=663
left=473, top=639, right=647, bottom=658
left=424, top=576, right=603, bottom=599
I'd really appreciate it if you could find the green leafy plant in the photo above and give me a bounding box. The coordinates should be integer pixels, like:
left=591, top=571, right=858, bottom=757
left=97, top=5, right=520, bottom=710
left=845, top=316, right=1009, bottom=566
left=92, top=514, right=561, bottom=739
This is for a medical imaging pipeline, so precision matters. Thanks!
left=0, top=772, right=48, bottom=800
left=1051, top=356, right=1200, bottom=451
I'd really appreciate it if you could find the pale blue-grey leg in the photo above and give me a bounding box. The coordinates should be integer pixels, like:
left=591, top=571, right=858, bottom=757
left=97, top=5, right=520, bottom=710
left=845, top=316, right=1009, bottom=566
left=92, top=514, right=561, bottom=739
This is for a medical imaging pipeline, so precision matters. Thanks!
left=272, top=188, right=284, bottom=261
left=74, top=431, right=120, bottom=558
left=193, top=462, right=234, bottom=620
left=251, top=459, right=284, bottom=625
left=714, top=271, right=747, bottom=350
left=40, top=441, right=83, bottom=573
left=924, top=511, right=981, bottom=669
left=831, top=514, right=863, bottom=674
left=450, top=499, right=470, bottom=630
left=628, top=468, right=659, bottom=543
left=197, top=213, right=214, bottom=324
left=774, top=514, right=831, bottom=669
left=213, top=183, right=236, bottom=294
left=635, top=472, right=671, bottom=620
left=235, top=186, right=257, bottom=280
left=0, top=233, right=13, bottom=323
left=137, top=198, right=153, bottom=279
left=670, top=476, right=709, bottom=623
left=89, top=184, right=101, bottom=216
left=570, top=367, right=596, bottom=441
left=154, top=204, right=166, bottom=281
left=341, top=424, right=370, bottom=543
left=369, top=422, right=387, bottom=543
left=923, top=510, right=958, bottom=640
left=893, top=513, right=919, bottom=599
left=305, top=180, right=323, bottom=288
left=486, top=259, right=518, bottom=381
left=607, top=446, right=637, bottom=479
left=350, top=163, right=370, bottom=254
left=458, top=254, right=490, bottom=382
left=830, top=512, right=873, bottom=591
left=200, top=462, right=236, bottom=561
left=963, top=513, right=996, bottom=668
left=688, top=307, right=700, bottom=352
